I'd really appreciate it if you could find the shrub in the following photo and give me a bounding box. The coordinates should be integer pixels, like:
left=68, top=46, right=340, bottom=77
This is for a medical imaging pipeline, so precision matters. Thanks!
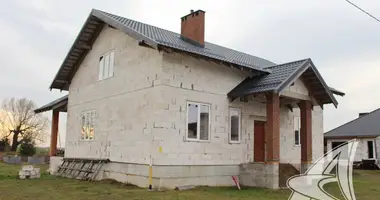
left=0, top=138, right=10, bottom=152
left=56, top=148, right=65, bottom=157
left=17, top=138, right=36, bottom=157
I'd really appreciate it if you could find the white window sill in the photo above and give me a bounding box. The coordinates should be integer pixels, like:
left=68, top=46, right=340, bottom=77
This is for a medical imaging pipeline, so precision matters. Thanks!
left=229, top=141, right=241, bottom=144
left=98, top=76, right=114, bottom=82
left=294, top=144, right=301, bottom=147
left=185, top=138, right=210, bottom=143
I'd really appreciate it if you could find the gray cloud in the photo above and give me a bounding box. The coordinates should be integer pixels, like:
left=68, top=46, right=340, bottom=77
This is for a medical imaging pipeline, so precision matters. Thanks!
left=1, top=0, right=379, bottom=146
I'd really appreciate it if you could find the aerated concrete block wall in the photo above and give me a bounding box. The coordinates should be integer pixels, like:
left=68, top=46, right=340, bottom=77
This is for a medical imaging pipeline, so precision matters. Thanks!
left=66, top=25, right=165, bottom=164
left=64, top=25, right=324, bottom=187
left=155, top=52, right=324, bottom=166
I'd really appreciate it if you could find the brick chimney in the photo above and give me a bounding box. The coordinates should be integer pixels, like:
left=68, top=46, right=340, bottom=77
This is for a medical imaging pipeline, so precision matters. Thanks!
left=180, top=9, right=205, bottom=46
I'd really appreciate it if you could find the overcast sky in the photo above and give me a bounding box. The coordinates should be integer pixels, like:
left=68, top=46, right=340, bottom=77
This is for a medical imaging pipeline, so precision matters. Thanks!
left=0, top=0, right=379, bottom=147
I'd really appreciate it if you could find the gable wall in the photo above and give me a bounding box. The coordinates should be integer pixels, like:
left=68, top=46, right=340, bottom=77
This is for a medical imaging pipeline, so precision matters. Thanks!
left=283, top=78, right=309, bottom=95
left=65, top=25, right=164, bottom=163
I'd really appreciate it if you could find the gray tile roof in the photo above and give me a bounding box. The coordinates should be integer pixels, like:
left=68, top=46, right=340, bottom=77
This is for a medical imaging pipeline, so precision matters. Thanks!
left=228, top=59, right=308, bottom=96
left=228, top=59, right=338, bottom=107
left=48, top=9, right=341, bottom=108
left=325, top=108, right=380, bottom=138
left=96, top=10, right=275, bottom=71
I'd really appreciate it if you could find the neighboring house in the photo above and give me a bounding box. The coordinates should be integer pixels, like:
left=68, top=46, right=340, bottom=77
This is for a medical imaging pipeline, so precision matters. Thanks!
left=35, top=9, right=344, bottom=189
left=325, top=109, right=380, bottom=162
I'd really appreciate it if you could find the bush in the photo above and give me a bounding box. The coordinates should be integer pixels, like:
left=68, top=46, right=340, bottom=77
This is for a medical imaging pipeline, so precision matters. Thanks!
left=17, top=138, right=36, bottom=157
left=56, top=148, right=65, bottom=157
left=0, top=138, right=10, bottom=152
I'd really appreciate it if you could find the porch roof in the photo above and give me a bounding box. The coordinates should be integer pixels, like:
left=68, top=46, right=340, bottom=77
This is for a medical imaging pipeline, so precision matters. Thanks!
left=34, top=95, right=68, bottom=113
left=228, top=59, right=342, bottom=107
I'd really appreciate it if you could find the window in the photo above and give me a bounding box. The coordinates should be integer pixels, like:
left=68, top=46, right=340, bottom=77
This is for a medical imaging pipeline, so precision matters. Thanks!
left=294, top=116, right=301, bottom=146
left=81, top=110, right=96, bottom=140
left=229, top=108, right=241, bottom=143
left=98, top=51, right=114, bottom=80
left=187, top=102, right=210, bottom=141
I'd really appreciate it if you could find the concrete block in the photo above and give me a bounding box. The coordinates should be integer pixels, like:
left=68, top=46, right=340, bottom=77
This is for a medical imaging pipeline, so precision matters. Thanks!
left=3, top=156, right=21, bottom=164
left=27, top=156, right=45, bottom=165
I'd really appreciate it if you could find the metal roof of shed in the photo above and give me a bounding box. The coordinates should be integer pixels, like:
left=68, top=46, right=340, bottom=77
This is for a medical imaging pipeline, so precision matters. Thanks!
left=325, top=108, right=380, bottom=138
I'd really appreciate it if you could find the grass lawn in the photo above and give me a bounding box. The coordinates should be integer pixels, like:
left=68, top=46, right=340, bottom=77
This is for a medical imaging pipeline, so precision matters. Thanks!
left=0, top=162, right=379, bottom=200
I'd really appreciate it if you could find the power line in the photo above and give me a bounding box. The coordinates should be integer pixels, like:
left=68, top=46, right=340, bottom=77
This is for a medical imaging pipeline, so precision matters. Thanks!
left=344, top=0, right=380, bottom=23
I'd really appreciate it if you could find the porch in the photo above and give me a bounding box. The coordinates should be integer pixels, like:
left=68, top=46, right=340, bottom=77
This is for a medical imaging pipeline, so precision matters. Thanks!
left=228, top=59, right=344, bottom=189
left=34, top=95, right=68, bottom=157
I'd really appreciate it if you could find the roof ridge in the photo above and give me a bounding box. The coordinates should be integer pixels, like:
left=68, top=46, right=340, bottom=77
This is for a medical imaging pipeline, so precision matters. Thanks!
left=324, top=107, right=380, bottom=135
left=274, top=59, right=310, bottom=93
left=264, top=58, right=310, bottom=69
left=95, top=9, right=182, bottom=37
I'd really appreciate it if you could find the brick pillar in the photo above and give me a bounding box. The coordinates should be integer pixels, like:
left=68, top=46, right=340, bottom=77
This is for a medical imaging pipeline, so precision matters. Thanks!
left=49, top=110, right=59, bottom=157
left=265, top=92, right=280, bottom=163
left=300, top=100, right=312, bottom=165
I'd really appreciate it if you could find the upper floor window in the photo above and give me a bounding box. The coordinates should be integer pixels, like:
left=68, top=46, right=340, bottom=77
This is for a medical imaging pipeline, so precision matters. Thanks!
left=229, top=108, right=241, bottom=143
left=294, top=116, right=301, bottom=146
left=186, top=102, right=210, bottom=141
left=98, top=51, right=114, bottom=80
left=81, top=110, right=96, bottom=140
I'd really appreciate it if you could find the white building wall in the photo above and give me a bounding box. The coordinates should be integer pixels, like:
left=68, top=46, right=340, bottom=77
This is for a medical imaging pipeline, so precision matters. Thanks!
left=66, top=25, right=164, bottom=164
left=326, top=138, right=377, bottom=161
left=154, top=52, right=324, bottom=165
left=279, top=104, right=324, bottom=165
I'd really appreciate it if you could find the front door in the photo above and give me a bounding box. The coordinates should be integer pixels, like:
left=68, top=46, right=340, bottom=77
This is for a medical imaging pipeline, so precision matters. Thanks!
left=254, top=121, right=266, bottom=162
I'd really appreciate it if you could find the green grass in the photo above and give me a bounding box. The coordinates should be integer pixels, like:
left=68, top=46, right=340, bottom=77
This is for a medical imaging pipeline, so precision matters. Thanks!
left=0, top=162, right=379, bottom=200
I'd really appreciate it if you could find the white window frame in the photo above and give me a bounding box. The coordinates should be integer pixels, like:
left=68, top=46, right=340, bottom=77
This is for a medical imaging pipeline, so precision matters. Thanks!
left=98, top=51, right=115, bottom=80
left=80, top=110, right=96, bottom=141
left=229, top=108, right=241, bottom=143
left=294, top=116, right=301, bottom=146
left=185, top=101, right=211, bottom=142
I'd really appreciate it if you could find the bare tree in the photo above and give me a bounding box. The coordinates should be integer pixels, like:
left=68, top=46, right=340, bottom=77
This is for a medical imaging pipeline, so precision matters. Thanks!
left=0, top=98, right=48, bottom=151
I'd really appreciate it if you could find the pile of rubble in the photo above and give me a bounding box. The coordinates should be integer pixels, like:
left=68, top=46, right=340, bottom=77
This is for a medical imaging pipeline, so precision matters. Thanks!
left=19, top=165, right=41, bottom=179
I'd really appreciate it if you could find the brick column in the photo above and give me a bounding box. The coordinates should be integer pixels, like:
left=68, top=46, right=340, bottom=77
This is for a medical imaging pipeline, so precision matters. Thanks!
left=49, top=110, right=59, bottom=157
left=300, top=100, right=312, bottom=171
left=265, top=92, right=280, bottom=163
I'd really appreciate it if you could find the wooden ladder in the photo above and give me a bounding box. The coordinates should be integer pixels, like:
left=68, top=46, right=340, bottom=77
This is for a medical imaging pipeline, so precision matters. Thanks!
left=57, top=158, right=109, bottom=181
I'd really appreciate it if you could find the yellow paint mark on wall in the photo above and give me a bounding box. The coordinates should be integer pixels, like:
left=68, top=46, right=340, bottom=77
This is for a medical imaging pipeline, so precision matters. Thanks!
left=158, top=146, right=163, bottom=153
